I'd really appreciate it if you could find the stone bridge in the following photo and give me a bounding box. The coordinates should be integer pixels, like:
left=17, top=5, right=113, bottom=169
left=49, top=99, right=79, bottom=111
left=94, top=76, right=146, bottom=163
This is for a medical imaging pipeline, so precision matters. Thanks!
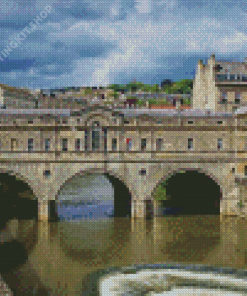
left=0, top=106, right=246, bottom=221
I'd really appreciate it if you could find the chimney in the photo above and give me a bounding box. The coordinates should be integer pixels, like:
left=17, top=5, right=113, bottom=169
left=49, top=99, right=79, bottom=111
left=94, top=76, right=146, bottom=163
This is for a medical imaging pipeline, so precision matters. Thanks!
left=245, top=57, right=247, bottom=63
left=208, top=54, right=216, bottom=65
left=198, top=59, right=204, bottom=70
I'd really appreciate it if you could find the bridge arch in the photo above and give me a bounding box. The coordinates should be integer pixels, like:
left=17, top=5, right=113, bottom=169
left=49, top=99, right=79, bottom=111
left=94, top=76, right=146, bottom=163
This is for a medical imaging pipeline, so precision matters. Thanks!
left=150, top=167, right=224, bottom=216
left=0, top=168, right=37, bottom=198
left=0, top=169, right=38, bottom=229
left=54, top=168, right=132, bottom=220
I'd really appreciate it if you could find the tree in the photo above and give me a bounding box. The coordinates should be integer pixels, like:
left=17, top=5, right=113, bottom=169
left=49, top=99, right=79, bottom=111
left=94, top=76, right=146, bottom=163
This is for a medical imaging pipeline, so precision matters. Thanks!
left=153, top=182, right=170, bottom=201
left=125, top=81, right=145, bottom=92
left=163, top=79, right=193, bottom=94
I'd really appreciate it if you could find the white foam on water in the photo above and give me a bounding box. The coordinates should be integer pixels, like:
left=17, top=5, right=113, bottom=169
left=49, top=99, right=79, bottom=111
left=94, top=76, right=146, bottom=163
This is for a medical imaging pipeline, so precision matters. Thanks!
left=99, top=269, right=247, bottom=295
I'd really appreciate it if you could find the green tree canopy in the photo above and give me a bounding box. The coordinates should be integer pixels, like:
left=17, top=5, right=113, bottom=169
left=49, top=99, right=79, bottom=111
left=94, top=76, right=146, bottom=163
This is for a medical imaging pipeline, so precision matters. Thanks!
left=153, top=182, right=170, bottom=201
left=162, top=79, right=193, bottom=94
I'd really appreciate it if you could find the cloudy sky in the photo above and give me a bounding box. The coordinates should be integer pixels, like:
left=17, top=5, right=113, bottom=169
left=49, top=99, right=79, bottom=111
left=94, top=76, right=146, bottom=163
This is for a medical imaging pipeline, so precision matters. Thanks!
left=0, top=0, right=246, bottom=89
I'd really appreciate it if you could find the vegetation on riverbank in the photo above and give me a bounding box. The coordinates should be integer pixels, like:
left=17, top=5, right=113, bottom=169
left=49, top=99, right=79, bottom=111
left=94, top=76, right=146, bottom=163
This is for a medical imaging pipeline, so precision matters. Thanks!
left=153, top=181, right=170, bottom=201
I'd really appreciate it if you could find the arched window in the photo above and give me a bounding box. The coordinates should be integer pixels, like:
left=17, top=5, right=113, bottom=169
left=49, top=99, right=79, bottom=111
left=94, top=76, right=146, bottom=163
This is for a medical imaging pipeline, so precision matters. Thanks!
left=92, top=121, right=100, bottom=151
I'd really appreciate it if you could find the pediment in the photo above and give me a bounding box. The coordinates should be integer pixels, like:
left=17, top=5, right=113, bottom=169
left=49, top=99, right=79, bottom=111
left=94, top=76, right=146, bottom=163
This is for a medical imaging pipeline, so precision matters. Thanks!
left=84, top=106, right=113, bottom=126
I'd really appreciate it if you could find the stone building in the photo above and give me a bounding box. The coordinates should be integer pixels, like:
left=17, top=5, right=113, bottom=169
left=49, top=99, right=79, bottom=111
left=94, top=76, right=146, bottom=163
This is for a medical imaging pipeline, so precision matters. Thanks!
left=193, top=54, right=247, bottom=112
left=0, top=106, right=245, bottom=220
left=0, top=83, right=37, bottom=109
left=0, top=55, right=247, bottom=220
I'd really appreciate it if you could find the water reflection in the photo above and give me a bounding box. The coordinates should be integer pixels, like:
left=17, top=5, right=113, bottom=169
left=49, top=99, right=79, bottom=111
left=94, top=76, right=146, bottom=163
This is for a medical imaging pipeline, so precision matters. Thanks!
left=0, top=216, right=246, bottom=295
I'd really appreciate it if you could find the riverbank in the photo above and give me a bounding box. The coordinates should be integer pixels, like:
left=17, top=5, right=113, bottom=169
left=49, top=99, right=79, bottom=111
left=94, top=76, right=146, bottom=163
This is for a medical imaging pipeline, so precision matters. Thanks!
left=0, top=275, right=13, bottom=296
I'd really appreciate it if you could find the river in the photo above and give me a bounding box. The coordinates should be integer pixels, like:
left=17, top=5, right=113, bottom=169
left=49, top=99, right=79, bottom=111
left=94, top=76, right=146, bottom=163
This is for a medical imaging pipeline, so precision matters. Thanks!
left=0, top=174, right=246, bottom=295
left=0, top=215, right=247, bottom=295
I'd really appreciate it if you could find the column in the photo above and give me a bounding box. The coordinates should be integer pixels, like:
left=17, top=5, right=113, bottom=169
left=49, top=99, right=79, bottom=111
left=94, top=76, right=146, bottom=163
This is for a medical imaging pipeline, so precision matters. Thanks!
left=38, top=199, right=49, bottom=221
left=80, top=131, right=85, bottom=151
left=221, top=186, right=240, bottom=216
left=131, top=200, right=136, bottom=218
left=134, top=200, right=146, bottom=218
left=238, top=184, right=247, bottom=218
left=153, top=199, right=162, bottom=217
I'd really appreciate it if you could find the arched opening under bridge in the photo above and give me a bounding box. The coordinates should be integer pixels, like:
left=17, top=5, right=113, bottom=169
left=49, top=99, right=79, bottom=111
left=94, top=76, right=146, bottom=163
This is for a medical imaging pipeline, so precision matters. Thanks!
left=156, top=170, right=222, bottom=216
left=52, top=173, right=131, bottom=221
left=0, top=173, right=38, bottom=230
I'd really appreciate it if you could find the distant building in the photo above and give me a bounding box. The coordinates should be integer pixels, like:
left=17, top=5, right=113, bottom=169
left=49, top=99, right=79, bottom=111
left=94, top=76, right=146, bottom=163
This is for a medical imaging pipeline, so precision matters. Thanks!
left=193, top=54, right=247, bottom=112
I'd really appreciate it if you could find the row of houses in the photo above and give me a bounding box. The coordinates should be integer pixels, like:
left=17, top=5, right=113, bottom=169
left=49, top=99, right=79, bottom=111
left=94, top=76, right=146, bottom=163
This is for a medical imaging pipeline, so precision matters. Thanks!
left=0, top=54, right=247, bottom=112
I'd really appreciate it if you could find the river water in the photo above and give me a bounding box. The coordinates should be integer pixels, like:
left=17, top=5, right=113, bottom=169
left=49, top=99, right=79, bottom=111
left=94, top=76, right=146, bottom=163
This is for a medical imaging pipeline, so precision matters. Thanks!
left=0, top=215, right=247, bottom=295
left=0, top=174, right=247, bottom=295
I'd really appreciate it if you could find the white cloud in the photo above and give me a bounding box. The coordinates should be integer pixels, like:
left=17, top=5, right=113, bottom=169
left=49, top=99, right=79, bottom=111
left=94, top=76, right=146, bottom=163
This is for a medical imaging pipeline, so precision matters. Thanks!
left=136, top=0, right=152, bottom=14
left=217, top=32, right=247, bottom=53
left=2, top=1, right=246, bottom=88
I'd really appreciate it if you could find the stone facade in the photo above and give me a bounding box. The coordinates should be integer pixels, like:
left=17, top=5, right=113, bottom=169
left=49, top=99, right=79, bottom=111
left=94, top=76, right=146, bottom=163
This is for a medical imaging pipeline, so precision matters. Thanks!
left=193, top=55, right=247, bottom=112
left=1, top=55, right=247, bottom=220
left=0, top=106, right=246, bottom=220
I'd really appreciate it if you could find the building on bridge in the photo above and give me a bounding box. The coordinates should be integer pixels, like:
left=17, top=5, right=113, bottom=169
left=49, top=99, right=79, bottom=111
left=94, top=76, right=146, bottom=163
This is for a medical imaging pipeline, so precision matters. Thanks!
left=0, top=105, right=245, bottom=221
left=0, top=54, right=246, bottom=221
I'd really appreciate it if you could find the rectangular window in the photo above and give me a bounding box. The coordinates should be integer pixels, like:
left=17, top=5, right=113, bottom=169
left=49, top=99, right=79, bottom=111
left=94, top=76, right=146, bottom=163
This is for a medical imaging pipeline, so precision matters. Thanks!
left=92, top=131, right=100, bottom=150
left=245, top=166, right=247, bottom=176
left=75, top=138, right=80, bottom=151
left=141, top=138, right=147, bottom=151
left=62, top=138, right=68, bottom=152
left=221, top=92, right=227, bottom=103
left=45, top=138, right=50, bottom=152
left=222, top=92, right=227, bottom=99
left=217, top=121, right=223, bottom=124
left=156, top=138, right=163, bottom=151
left=44, top=170, right=50, bottom=177
left=28, top=138, right=33, bottom=152
left=217, top=138, right=223, bottom=149
left=188, top=138, right=193, bottom=150
left=235, top=93, right=241, bottom=104
left=112, top=138, right=117, bottom=151
left=188, top=121, right=193, bottom=124
left=126, top=138, right=132, bottom=151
